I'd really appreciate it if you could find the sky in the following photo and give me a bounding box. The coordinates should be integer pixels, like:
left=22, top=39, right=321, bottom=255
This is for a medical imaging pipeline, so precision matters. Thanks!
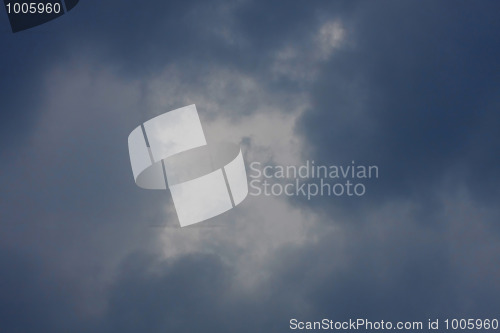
left=1, top=1, right=499, bottom=332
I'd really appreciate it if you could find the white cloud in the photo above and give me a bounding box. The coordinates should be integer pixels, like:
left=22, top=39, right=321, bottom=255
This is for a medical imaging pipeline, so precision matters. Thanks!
left=271, top=20, right=345, bottom=82
left=142, top=64, right=326, bottom=290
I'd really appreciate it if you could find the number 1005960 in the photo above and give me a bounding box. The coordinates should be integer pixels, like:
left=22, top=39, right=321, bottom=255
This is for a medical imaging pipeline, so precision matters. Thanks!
left=6, top=2, right=62, bottom=14
left=444, top=319, right=499, bottom=330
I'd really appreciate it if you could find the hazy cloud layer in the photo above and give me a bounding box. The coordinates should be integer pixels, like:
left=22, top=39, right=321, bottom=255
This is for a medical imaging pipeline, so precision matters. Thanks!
left=1, top=1, right=499, bottom=332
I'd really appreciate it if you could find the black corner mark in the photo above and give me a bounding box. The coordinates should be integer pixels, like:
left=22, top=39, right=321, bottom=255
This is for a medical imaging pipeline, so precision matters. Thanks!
left=63, top=0, right=78, bottom=11
left=4, top=0, right=80, bottom=33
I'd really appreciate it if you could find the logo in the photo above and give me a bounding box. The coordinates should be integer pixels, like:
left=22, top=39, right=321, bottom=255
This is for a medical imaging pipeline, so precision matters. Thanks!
left=128, top=105, right=249, bottom=227
left=4, top=0, right=80, bottom=33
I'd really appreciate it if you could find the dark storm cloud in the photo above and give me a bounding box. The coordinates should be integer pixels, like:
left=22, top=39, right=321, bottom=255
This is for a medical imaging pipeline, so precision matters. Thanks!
left=1, top=0, right=499, bottom=332
left=0, top=0, right=347, bottom=139
left=68, top=0, right=336, bottom=75
left=268, top=212, right=500, bottom=323
left=0, top=24, right=65, bottom=147
left=76, top=205, right=500, bottom=333
left=100, top=253, right=238, bottom=333
left=297, top=1, right=500, bottom=211
left=0, top=249, right=83, bottom=333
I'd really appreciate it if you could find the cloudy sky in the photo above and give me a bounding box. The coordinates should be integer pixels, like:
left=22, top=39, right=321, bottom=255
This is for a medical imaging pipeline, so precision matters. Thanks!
left=1, top=1, right=499, bottom=332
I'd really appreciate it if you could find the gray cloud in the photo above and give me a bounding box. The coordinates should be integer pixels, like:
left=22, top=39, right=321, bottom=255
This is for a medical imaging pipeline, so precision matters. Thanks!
left=297, top=1, right=500, bottom=211
left=1, top=1, right=499, bottom=332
